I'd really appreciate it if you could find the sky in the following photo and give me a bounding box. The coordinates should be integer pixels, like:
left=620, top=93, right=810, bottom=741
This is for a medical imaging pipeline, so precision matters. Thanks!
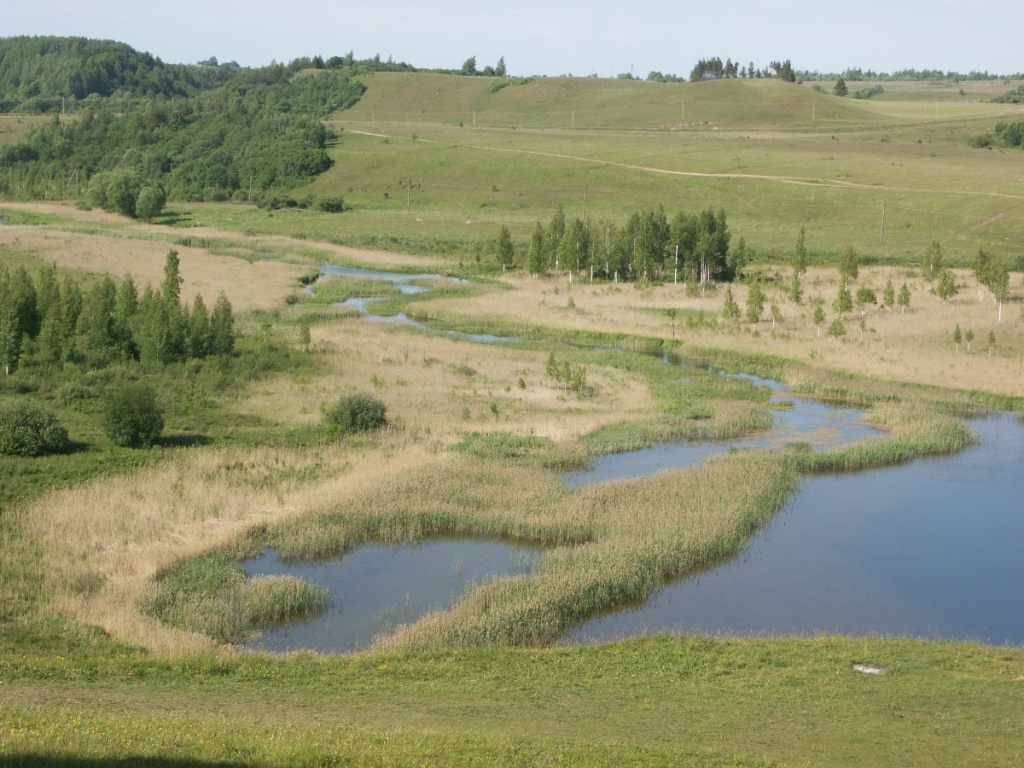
left=5, top=1, right=1020, bottom=78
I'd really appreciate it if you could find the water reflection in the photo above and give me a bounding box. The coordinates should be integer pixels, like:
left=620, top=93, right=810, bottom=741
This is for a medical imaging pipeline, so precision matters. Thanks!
left=243, top=539, right=540, bottom=653
left=570, top=413, right=1024, bottom=646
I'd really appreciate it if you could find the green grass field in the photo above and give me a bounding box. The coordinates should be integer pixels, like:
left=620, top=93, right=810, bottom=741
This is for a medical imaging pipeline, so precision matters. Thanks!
left=3, top=72, right=1024, bottom=767
left=278, top=74, right=1024, bottom=264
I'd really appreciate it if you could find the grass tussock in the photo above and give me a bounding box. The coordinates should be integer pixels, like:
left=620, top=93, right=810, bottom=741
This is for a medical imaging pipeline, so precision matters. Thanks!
left=147, top=568, right=328, bottom=643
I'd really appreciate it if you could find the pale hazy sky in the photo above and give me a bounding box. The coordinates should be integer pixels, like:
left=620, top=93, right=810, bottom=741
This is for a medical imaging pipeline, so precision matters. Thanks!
left=5, top=1, right=1019, bottom=77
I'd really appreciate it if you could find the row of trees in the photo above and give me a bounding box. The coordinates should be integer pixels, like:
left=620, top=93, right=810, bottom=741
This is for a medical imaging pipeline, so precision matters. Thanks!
left=0, top=250, right=235, bottom=375
left=499, top=205, right=744, bottom=284
left=800, top=67, right=1022, bottom=83
left=460, top=56, right=508, bottom=77
left=688, top=58, right=796, bottom=83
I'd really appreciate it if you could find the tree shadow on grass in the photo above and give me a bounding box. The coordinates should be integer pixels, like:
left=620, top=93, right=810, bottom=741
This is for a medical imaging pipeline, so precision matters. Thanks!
left=158, top=433, right=213, bottom=448
left=156, top=211, right=196, bottom=227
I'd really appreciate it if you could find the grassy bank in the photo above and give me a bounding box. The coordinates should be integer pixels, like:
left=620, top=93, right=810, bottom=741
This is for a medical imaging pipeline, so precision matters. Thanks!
left=3, top=635, right=1022, bottom=767
left=3, top=192, right=1023, bottom=766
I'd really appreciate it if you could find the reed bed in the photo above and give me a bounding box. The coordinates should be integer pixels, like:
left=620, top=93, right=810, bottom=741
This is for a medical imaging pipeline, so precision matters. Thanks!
left=147, top=573, right=328, bottom=644
left=374, top=452, right=797, bottom=651
left=788, top=401, right=975, bottom=472
left=9, top=439, right=448, bottom=654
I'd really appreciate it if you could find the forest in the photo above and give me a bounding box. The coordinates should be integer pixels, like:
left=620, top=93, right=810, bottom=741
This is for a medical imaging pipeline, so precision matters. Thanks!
left=0, top=63, right=365, bottom=205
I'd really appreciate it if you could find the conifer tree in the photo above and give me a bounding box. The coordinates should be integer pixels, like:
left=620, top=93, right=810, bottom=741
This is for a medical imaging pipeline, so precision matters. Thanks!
left=187, top=294, right=213, bottom=358
left=527, top=222, right=547, bottom=275
left=210, top=292, right=235, bottom=355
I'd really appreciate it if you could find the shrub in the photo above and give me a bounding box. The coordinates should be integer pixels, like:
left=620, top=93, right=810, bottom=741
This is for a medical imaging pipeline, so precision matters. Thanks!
left=324, top=393, right=387, bottom=436
left=313, top=195, right=345, bottom=213
left=104, top=382, right=164, bottom=448
left=0, top=400, right=71, bottom=457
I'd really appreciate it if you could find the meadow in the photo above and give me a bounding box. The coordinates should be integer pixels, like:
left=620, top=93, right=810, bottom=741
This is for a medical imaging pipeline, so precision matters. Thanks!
left=2, top=73, right=1024, bottom=767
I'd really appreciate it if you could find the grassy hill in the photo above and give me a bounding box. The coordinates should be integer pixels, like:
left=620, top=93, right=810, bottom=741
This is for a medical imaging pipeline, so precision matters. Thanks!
left=342, top=72, right=882, bottom=131
left=226, top=73, right=1024, bottom=266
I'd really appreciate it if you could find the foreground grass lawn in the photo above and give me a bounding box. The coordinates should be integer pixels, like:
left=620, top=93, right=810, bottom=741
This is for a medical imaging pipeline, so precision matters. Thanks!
left=3, top=636, right=1023, bottom=767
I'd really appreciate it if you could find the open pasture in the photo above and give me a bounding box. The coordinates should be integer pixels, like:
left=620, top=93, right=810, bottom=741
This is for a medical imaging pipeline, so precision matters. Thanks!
left=3, top=71, right=1024, bottom=767
left=298, top=75, right=1024, bottom=262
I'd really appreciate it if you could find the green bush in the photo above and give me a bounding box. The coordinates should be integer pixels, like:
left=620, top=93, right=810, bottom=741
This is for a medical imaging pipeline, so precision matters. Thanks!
left=313, top=195, right=344, bottom=213
left=0, top=399, right=71, bottom=457
left=104, top=382, right=164, bottom=448
left=324, top=393, right=387, bottom=436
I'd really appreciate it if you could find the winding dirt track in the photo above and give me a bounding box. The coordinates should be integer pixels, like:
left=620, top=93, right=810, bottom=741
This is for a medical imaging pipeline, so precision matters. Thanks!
left=346, top=128, right=1024, bottom=202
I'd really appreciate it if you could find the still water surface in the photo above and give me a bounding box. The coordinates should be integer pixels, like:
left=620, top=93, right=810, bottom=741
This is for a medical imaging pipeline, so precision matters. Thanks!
left=244, top=539, right=539, bottom=653
left=565, top=368, right=881, bottom=486
left=258, top=267, right=1024, bottom=648
left=570, top=412, right=1024, bottom=646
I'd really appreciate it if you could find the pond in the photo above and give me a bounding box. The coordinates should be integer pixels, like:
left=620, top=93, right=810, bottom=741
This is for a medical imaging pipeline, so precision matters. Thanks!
left=569, top=412, right=1024, bottom=646
left=564, top=365, right=882, bottom=486
left=243, top=538, right=540, bottom=653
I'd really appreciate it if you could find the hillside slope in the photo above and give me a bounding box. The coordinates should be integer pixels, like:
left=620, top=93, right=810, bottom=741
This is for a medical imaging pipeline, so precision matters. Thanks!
left=341, top=72, right=886, bottom=131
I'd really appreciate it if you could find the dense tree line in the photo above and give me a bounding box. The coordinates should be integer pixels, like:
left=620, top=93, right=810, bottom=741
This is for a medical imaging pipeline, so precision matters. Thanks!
left=799, top=67, right=1022, bottom=82
left=0, top=36, right=235, bottom=113
left=0, top=249, right=235, bottom=376
left=688, top=58, right=796, bottom=82
left=0, top=67, right=365, bottom=204
left=510, top=205, right=743, bottom=284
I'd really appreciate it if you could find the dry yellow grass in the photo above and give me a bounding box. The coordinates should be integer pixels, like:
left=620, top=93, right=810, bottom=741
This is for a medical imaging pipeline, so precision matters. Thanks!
left=4, top=205, right=1016, bottom=655
left=235, top=316, right=655, bottom=443
left=21, top=440, right=450, bottom=654
left=0, top=216, right=306, bottom=314
left=2, top=200, right=449, bottom=275
left=12, top=307, right=657, bottom=654
left=415, top=266, right=1024, bottom=398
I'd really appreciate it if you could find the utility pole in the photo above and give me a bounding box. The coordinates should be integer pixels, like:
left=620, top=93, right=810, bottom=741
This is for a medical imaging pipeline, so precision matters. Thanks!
left=880, top=201, right=886, bottom=245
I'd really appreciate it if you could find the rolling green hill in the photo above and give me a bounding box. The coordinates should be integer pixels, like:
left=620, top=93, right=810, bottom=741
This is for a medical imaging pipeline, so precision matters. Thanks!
left=263, top=73, right=1024, bottom=265
left=341, top=72, right=883, bottom=131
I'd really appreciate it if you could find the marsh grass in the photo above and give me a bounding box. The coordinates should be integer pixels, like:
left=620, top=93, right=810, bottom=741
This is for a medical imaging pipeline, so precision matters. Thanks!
left=302, top=276, right=400, bottom=305
left=374, top=452, right=797, bottom=651
left=146, top=558, right=329, bottom=643
left=455, top=432, right=589, bottom=470
left=789, top=401, right=975, bottom=472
